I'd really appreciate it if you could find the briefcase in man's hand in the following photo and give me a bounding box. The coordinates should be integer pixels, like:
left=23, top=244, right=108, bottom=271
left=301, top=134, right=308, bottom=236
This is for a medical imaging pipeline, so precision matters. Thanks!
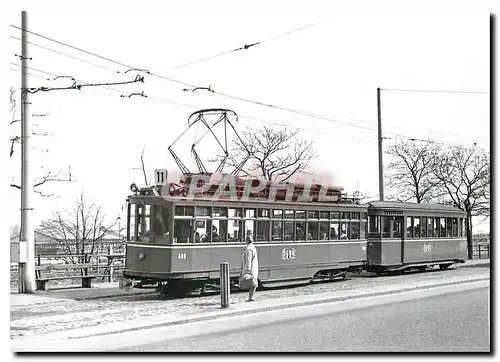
left=239, top=273, right=257, bottom=290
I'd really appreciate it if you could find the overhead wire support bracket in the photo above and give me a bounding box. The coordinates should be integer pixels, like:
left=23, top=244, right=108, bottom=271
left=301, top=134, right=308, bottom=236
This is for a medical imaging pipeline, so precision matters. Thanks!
left=53, top=75, right=75, bottom=81
left=183, top=85, right=214, bottom=93
left=120, top=91, right=147, bottom=98
left=15, top=54, right=32, bottom=60
left=123, top=68, right=151, bottom=74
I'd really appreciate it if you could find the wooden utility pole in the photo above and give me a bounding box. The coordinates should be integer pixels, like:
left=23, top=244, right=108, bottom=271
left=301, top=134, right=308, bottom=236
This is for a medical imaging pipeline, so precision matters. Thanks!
left=19, top=10, right=36, bottom=293
left=377, top=87, right=384, bottom=201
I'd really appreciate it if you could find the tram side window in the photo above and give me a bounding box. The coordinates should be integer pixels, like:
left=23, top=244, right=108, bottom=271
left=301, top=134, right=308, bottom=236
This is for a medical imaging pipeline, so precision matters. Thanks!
left=414, top=217, right=421, bottom=238
left=446, top=217, right=452, bottom=237
left=211, top=219, right=228, bottom=242
left=295, top=221, right=306, bottom=240
left=439, top=218, right=446, bottom=237
left=434, top=218, right=440, bottom=237
left=406, top=217, right=414, bottom=238
left=351, top=222, right=360, bottom=239
left=368, top=215, right=380, bottom=238
left=308, top=211, right=319, bottom=220
left=452, top=218, right=458, bottom=237
left=244, top=220, right=255, bottom=241
left=272, top=221, right=283, bottom=241
left=458, top=218, right=463, bottom=237
left=195, top=206, right=211, bottom=217
left=258, top=209, right=270, bottom=218
left=284, top=221, right=294, bottom=241
left=245, top=209, right=255, bottom=218
left=331, top=212, right=340, bottom=220
left=342, top=212, right=350, bottom=220
left=421, top=217, right=427, bottom=238
left=296, top=210, right=306, bottom=219
left=461, top=218, right=466, bottom=237
left=339, top=223, right=350, bottom=240
left=330, top=222, right=339, bottom=240
left=307, top=222, right=319, bottom=240
left=227, top=220, right=242, bottom=242
left=174, top=219, right=193, bottom=243
left=360, top=222, right=367, bottom=239
left=228, top=208, right=242, bottom=218
left=273, top=210, right=283, bottom=219
left=428, top=217, right=435, bottom=237
left=351, top=212, right=360, bottom=220
left=393, top=217, right=402, bottom=238
left=195, top=220, right=208, bottom=242
left=319, top=211, right=329, bottom=220
left=319, top=222, right=329, bottom=240
left=284, top=210, right=294, bottom=219
left=137, top=205, right=151, bottom=242
left=381, top=217, right=391, bottom=238
left=213, top=207, right=227, bottom=217
left=256, top=221, right=270, bottom=242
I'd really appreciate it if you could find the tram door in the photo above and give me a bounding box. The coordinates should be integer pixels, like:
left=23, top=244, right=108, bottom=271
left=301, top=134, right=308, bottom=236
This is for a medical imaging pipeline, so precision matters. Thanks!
left=381, top=216, right=403, bottom=265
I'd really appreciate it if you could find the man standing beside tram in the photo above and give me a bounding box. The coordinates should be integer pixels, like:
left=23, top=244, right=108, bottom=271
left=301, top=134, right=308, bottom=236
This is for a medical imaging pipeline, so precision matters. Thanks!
left=240, top=230, right=259, bottom=302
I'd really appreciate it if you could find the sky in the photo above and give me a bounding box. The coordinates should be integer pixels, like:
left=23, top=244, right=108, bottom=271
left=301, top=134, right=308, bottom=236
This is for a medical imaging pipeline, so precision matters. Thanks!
left=5, top=1, right=492, bottom=235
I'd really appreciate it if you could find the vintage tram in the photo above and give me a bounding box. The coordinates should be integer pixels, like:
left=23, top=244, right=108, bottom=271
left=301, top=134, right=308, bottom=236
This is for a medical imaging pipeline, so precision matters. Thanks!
left=122, top=178, right=467, bottom=294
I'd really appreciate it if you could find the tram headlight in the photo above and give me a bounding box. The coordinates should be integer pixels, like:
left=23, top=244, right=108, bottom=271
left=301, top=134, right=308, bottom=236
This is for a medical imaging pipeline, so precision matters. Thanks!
left=138, top=252, right=145, bottom=261
left=130, top=183, right=138, bottom=193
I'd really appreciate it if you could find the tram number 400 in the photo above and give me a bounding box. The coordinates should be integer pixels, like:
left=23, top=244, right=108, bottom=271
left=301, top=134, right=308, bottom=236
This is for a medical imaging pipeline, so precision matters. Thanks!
left=423, top=244, right=432, bottom=253
left=177, top=253, right=187, bottom=260
left=282, top=248, right=296, bottom=260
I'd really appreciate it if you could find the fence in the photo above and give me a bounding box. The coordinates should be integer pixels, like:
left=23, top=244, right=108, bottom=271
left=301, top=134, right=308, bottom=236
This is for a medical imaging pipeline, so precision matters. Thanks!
left=472, top=244, right=490, bottom=259
left=10, top=245, right=126, bottom=290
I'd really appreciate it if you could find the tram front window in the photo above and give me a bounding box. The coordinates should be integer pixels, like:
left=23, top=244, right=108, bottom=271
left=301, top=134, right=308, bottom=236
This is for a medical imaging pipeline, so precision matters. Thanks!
left=152, top=205, right=170, bottom=243
left=135, top=204, right=151, bottom=242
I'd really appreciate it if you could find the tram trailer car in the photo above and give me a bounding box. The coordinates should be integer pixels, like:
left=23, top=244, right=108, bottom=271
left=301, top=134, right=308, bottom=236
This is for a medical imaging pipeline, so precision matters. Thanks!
left=366, top=201, right=467, bottom=274
left=123, top=186, right=368, bottom=294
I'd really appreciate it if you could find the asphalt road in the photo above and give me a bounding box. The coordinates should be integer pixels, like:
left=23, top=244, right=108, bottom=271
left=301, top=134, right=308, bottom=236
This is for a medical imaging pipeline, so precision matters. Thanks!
left=134, top=285, right=490, bottom=352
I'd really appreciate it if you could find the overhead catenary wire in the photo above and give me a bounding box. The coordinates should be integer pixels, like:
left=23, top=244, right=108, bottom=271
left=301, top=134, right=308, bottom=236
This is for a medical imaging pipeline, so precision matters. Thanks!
left=173, top=21, right=322, bottom=68
left=10, top=67, right=47, bottom=81
left=10, top=25, right=196, bottom=89
left=10, top=25, right=487, bottom=148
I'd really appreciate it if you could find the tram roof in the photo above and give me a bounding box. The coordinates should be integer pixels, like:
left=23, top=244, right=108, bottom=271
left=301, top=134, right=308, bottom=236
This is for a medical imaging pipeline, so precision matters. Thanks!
left=367, top=201, right=464, bottom=213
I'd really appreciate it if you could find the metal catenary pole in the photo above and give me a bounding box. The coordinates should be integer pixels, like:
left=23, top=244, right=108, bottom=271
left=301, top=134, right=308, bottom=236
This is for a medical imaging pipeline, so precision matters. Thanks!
left=20, top=10, right=36, bottom=293
left=377, top=87, right=384, bottom=201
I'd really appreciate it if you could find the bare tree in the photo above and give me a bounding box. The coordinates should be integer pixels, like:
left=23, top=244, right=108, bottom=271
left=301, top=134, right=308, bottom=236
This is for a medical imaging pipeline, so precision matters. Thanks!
left=385, top=140, right=442, bottom=203
left=213, top=126, right=316, bottom=182
left=432, top=144, right=490, bottom=259
left=38, top=193, right=117, bottom=277
left=9, top=87, right=72, bottom=196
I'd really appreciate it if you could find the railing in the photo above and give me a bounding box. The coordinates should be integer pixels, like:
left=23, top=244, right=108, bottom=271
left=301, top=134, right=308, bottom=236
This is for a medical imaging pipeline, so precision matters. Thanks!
left=473, top=244, right=490, bottom=259
left=10, top=250, right=125, bottom=289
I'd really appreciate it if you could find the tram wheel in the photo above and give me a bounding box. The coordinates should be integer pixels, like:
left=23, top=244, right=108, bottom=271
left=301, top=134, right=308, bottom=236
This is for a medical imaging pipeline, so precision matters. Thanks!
left=439, top=264, right=451, bottom=270
left=418, top=266, right=427, bottom=272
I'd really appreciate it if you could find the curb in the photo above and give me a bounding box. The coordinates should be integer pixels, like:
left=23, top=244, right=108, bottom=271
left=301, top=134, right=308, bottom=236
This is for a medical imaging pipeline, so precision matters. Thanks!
left=60, top=261, right=493, bottom=301
left=66, top=275, right=489, bottom=340
left=458, top=261, right=490, bottom=268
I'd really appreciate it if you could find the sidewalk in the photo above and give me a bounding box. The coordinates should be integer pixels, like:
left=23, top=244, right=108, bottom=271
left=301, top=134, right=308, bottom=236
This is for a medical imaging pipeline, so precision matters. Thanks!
left=12, top=270, right=489, bottom=345
left=10, top=258, right=489, bottom=305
